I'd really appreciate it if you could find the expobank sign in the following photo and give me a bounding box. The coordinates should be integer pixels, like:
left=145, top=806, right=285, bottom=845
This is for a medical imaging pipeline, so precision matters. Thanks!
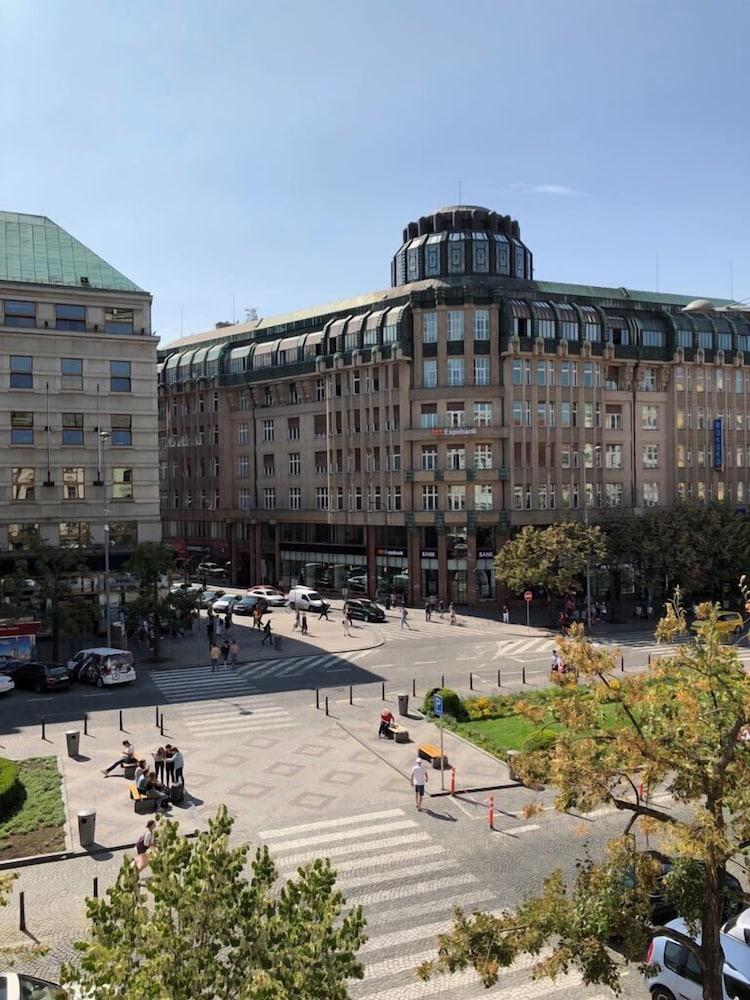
left=431, top=427, right=477, bottom=437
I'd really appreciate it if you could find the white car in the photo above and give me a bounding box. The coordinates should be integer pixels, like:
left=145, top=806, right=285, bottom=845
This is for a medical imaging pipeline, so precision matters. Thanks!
left=0, top=972, right=60, bottom=999
left=211, top=594, right=239, bottom=614
left=246, top=586, right=286, bottom=607
left=646, top=916, right=750, bottom=999
left=67, top=648, right=136, bottom=687
left=0, top=674, right=14, bottom=696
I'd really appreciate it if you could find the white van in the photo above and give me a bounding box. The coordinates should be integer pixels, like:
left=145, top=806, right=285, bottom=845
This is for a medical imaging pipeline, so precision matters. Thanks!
left=286, top=587, right=327, bottom=612
left=646, top=916, right=750, bottom=1000
left=67, top=648, right=136, bottom=687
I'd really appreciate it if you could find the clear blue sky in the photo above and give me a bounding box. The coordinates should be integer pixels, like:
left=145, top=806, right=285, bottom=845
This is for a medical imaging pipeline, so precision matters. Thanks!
left=2, top=1, right=748, bottom=343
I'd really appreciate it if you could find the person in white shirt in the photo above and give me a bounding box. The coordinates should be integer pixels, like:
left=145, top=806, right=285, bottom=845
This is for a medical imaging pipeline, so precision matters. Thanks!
left=171, top=747, right=185, bottom=785
left=411, top=757, right=428, bottom=811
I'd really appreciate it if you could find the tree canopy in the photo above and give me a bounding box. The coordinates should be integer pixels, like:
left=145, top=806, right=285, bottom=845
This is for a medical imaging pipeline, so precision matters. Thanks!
left=419, top=605, right=750, bottom=1000
left=494, top=522, right=607, bottom=601
left=61, top=806, right=366, bottom=1000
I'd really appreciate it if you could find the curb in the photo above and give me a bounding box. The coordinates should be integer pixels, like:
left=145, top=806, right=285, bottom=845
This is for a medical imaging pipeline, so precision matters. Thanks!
left=0, top=830, right=200, bottom=872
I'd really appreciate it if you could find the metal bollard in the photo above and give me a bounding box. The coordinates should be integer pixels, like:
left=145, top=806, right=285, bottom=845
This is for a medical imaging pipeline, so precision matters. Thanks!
left=93, top=877, right=98, bottom=899
left=441, top=673, right=445, bottom=688
left=19, top=891, right=26, bottom=932
left=325, top=696, right=329, bottom=717
left=119, top=709, right=124, bottom=732
left=469, top=672, right=474, bottom=691
left=497, top=668, right=502, bottom=687
left=488, top=794, right=495, bottom=830
left=522, top=666, right=527, bottom=685
left=83, top=713, right=88, bottom=736
left=381, top=681, right=385, bottom=700
left=160, top=714, right=164, bottom=737
left=41, top=715, right=46, bottom=741
left=450, top=767, right=456, bottom=795
left=621, top=655, right=625, bottom=673
left=316, top=688, right=320, bottom=710
left=155, top=705, right=160, bottom=727
left=349, top=685, right=353, bottom=706
left=412, top=677, right=416, bottom=697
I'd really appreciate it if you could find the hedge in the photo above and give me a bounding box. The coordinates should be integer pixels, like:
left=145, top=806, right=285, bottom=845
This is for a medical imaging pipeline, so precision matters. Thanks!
left=421, top=687, right=468, bottom=722
left=0, top=757, right=21, bottom=820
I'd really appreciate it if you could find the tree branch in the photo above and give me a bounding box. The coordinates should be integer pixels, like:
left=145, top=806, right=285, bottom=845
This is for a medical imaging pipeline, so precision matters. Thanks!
left=609, top=797, right=677, bottom=826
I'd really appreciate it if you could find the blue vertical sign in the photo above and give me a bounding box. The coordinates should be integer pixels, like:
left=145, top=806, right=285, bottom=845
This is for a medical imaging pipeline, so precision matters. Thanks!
left=713, top=418, right=723, bottom=469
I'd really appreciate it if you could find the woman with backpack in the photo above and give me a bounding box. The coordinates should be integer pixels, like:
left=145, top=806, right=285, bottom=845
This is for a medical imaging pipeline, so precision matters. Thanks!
left=135, top=819, right=156, bottom=873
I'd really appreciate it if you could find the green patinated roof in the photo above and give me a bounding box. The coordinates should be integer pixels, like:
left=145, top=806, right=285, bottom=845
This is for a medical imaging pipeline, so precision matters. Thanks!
left=0, top=211, right=145, bottom=293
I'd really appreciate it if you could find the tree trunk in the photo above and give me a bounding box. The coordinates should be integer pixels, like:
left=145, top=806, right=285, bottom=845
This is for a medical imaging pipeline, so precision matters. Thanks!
left=51, top=602, right=60, bottom=662
left=152, top=581, right=160, bottom=660
left=701, top=864, right=726, bottom=1000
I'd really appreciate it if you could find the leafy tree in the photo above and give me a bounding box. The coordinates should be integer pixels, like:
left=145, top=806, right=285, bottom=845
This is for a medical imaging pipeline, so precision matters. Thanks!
left=126, top=542, right=177, bottom=659
left=494, top=522, right=607, bottom=608
left=60, top=806, right=366, bottom=1000
left=419, top=605, right=750, bottom=1000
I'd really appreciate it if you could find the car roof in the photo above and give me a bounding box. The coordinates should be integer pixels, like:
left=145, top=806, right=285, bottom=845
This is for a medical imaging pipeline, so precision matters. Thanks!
left=77, top=647, right=131, bottom=656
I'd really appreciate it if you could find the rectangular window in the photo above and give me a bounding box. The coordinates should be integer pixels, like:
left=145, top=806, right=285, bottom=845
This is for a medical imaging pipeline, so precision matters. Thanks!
left=474, top=484, right=492, bottom=510
left=642, top=405, right=659, bottom=430
left=110, top=360, right=131, bottom=392
left=446, top=405, right=465, bottom=427
left=473, top=402, right=491, bottom=426
left=289, top=487, right=302, bottom=510
left=473, top=309, right=490, bottom=340
left=605, top=483, right=623, bottom=506
left=447, top=445, right=465, bottom=470
left=264, top=487, right=276, bottom=510
left=390, top=446, right=401, bottom=472
left=61, top=357, right=83, bottom=390
left=447, top=310, right=464, bottom=341
left=605, top=444, right=623, bottom=469
left=315, top=487, right=328, bottom=510
left=474, top=356, right=490, bottom=385
left=11, top=411, right=33, bottom=445
left=422, top=312, right=437, bottom=344
left=560, top=361, right=577, bottom=387
left=643, top=444, right=659, bottom=468
left=643, top=482, right=659, bottom=507
left=59, top=521, right=90, bottom=548
left=263, top=419, right=274, bottom=442
left=640, top=367, right=657, bottom=391
left=63, top=466, right=84, bottom=500
left=288, top=417, right=300, bottom=439
left=4, top=300, right=35, bottom=328
left=447, top=485, right=466, bottom=511
left=238, top=455, right=250, bottom=478
left=10, top=355, right=33, bottom=389
left=55, top=304, right=86, bottom=331
left=112, top=467, right=134, bottom=500
left=420, top=404, right=438, bottom=429
left=512, top=359, right=530, bottom=385
left=263, top=454, right=275, bottom=477
left=289, top=452, right=301, bottom=475
left=62, top=412, right=84, bottom=446
left=422, top=446, right=438, bottom=471
left=237, top=423, right=249, bottom=445
left=238, top=488, right=251, bottom=511
left=111, top=414, right=132, bottom=446
left=12, top=467, right=34, bottom=501
left=605, top=405, right=622, bottom=430
left=422, top=485, right=439, bottom=511
left=447, top=358, right=465, bottom=386
left=108, top=521, right=137, bottom=547
left=475, top=443, right=492, bottom=469
left=8, top=523, right=39, bottom=550
left=105, top=309, right=134, bottom=335
left=423, top=359, right=438, bottom=388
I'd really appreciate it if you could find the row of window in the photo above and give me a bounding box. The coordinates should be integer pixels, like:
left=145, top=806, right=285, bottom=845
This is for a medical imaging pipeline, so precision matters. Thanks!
left=423, top=357, right=491, bottom=387
left=8, top=413, right=132, bottom=446
left=10, top=466, right=134, bottom=500
left=248, top=447, right=404, bottom=479
left=242, top=486, right=406, bottom=513
left=675, top=328, right=750, bottom=352
left=676, top=443, right=750, bottom=468
left=6, top=520, right=138, bottom=551
left=161, top=491, right=221, bottom=510
left=419, top=402, right=493, bottom=429
left=420, top=485, right=494, bottom=511
left=676, top=481, right=747, bottom=502
left=397, top=231, right=527, bottom=283
left=511, top=402, right=659, bottom=431
left=8, top=357, right=132, bottom=392
left=161, top=457, right=221, bottom=480
left=675, top=366, right=750, bottom=393
left=3, top=301, right=135, bottom=334
left=419, top=443, right=493, bottom=471
left=422, top=310, right=490, bottom=343
left=675, top=407, right=750, bottom=430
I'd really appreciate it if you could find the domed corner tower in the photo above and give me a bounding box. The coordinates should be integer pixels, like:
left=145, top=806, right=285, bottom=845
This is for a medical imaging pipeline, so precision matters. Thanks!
left=390, top=205, right=533, bottom=286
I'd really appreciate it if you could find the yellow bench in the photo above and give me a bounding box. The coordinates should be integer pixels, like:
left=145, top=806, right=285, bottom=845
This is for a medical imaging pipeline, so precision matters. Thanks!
left=129, top=783, right=156, bottom=814
left=418, top=743, right=448, bottom=769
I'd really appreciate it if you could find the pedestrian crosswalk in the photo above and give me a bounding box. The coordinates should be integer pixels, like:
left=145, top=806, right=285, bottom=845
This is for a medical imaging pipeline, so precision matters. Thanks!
left=258, top=808, right=608, bottom=1000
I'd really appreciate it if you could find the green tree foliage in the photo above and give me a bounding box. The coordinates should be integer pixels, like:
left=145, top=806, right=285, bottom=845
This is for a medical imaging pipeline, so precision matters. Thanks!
left=61, top=806, right=366, bottom=1000
left=494, top=522, right=606, bottom=601
left=126, top=542, right=181, bottom=658
left=419, top=607, right=750, bottom=1000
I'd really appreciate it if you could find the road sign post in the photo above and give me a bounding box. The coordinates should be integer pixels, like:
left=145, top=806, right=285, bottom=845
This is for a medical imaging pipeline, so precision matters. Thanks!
left=433, top=693, right=445, bottom=790
left=524, top=590, right=533, bottom=627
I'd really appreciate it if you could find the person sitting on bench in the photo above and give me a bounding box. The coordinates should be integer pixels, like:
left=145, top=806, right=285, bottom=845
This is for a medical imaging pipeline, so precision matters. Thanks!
left=102, top=740, right=136, bottom=777
left=378, top=708, right=395, bottom=739
left=136, top=769, right=170, bottom=811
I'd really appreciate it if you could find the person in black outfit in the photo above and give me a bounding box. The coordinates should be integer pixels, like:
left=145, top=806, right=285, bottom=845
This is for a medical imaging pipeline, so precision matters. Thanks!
left=224, top=611, right=233, bottom=631
left=261, top=620, right=273, bottom=645
left=318, top=601, right=330, bottom=621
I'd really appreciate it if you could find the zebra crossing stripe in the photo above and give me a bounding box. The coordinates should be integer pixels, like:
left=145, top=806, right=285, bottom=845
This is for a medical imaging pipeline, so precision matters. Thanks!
left=371, top=889, right=495, bottom=924
left=279, top=845, right=447, bottom=878
left=186, top=718, right=296, bottom=736
left=183, top=707, right=291, bottom=724
left=267, top=819, right=419, bottom=853
left=356, top=964, right=584, bottom=1000
left=359, top=910, right=501, bottom=955
left=337, top=857, right=458, bottom=892
left=273, top=832, right=432, bottom=869
left=352, top=872, right=477, bottom=906
left=260, top=809, right=404, bottom=838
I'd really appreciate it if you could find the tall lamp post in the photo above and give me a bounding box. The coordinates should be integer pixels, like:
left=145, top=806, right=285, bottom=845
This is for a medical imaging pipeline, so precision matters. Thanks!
left=99, top=431, right=112, bottom=647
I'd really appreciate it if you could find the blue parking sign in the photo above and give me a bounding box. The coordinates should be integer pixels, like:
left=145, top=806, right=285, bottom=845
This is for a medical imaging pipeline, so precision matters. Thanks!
left=433, top=694, right=443, bottom=717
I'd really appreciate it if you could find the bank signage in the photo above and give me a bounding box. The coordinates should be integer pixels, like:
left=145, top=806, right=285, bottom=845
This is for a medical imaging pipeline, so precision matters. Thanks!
left=376, top=548, right=406, bottom=557
left=420, top=548, right=437, bottom=559
left=713, top=418, right=723, bottom=469
left=431, top=427, right=477, bottom=437
left=477, top=549, right=495, bottom=559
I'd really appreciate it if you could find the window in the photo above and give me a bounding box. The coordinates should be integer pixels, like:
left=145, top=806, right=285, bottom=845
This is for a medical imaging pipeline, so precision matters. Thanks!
left=105, top=308, right=134, bottom=335
left=316, top=379, right=326, bottom=402
left=474, top=402, right=492, bottom=426
left=61, top=358, right=83, bottom=390
left=643, top=482, right=659, bottom=507
left=289, top=452, right=301, bottom=475
left=422, top=485, right=439, bottom=511
left=474, top=357, right=490, bottom=385
left=108, top=521, right=137, bottom=547
left=10, top=355, right=33, bottom=388
left=389, top=446, right=401, bottom=471
left=111, top=414, right=132, bottom=446
left=474, top=485, right=492, bottom=510
left=288, top=417, right=300, bottom=440
left=263, top=419, right=274, bottom=442
left=288, top=487, right=302, bottom=510
left=640, top=367, right=657, bottom=391
left=62, top=412, right=84, bottom=445
left=642, top=405, right=659, bottom=430
left=422, top=446, right=438, bottom=471
left=387, top=485, right=402, bottom=511
left=59, top=521, right=90, bottom=548
left=315, top=451, right=327, bottom=475
left=512, top=359, right=530, bottom=385
left=643, top=444, right=659, bottom=468
left=261, top=453, right=274, bottom=477
left=422, top=312, right=437, bottom=344
left=605, top=444, right=623, bottom=469
left=238, top=455, right=250, bottom=478
left=447, top=446, right=465, bottom=470
left=475, top=443, right=492, bottom=469
left=560, top=361, right=577, bottom=387
left=315, top=487, right=328, bottom=511
left=238, top=488, right=251, bottom=511
left=236, top=423, right=248, bottom=445
left=4, top=300, right=35, bottom=328
left=447, top=310, right=464, bottom=341
left=446, top=405, right=465, bottom=427
left=605, top=483, right=623, bottom=506
left=423, top=359, right=438, bottom=388
left=512, top=400, right=531, bottom=426
left=11, top=411, right=33, bottom=444
left=264, top=488, right=276, bottom=510
left=605, top=405, right=622, bottom=430
left=447, top=358, right=465, bottom=386
left=473, top=310, right=490, bottom=340
left=63, top=466, right=84, bottom=500
left=112, top=467, right=133, bottom=500
left=12, top=467, right=34, bottom=500
left=447, top=485, right=466, bottom=511
left=641, top=328, right=664, bottom=348
left=110, top=360, right=131, bottom=392
left=420, top=404, right=438, bottom=429
left=8, top=523, right=39, bottom=550
left=56, top=304, right=86, bottom=331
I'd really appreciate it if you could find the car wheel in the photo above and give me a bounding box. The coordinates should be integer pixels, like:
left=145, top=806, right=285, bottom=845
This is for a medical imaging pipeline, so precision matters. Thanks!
left=96, top=676, right=104, bottom=689
left=650, top=987, right=676, bottom=1000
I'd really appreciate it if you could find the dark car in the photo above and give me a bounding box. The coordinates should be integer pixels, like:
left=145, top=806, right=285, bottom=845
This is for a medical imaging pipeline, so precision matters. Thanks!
left=0, top=658, right=29, bottom=678
left=344, top=598, right=386, bottom=623
left=232, top=595, right=270, bottom=617
left=11, top=662, right=71, bottom=693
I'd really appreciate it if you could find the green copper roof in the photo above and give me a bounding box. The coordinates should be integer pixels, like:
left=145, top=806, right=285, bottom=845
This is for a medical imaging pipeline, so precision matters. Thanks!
left=0, top=211, right=145, bottom=293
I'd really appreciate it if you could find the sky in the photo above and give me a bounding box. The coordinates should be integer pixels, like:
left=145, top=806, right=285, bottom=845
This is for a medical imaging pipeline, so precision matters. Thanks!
left=2, top=1, right=749, bottom=345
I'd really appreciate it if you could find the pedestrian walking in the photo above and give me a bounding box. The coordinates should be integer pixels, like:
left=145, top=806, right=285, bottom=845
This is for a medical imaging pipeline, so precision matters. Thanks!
left=224, top=611, right=233, bottom=631
left=424, top=601, right=431, bottom=622
left=210, top=643, right=221, bottom=671
left=207, top=620, right=215, bottom=649
left=135, top=819, right=157, bottom=874
left=229, top=638, right=239, bottom=669
left=502, top=604, right=510, bottom=624
left=400, top=606, right=411, bottom=630
left=438, top=599, right=445, bottom=617
left=215, top=617, right=223, bottom=639
left=449, top=602, right=456, bottom=626
left=318, top=601, right=330, bottom=621
left=164, top=745, right=176, bottom=787
left=342, top=617, right=350, bottom=637
left=301, top=614, right=308, bottom=636
left=411, top=756, right=428, bottom=811
left=261, top=620, right=273, bottom=645
left=221, top=638, right=230, bottom=668
left=293, top=609, right=300, bottom=630
left=153, top=746, right=166, bottom=783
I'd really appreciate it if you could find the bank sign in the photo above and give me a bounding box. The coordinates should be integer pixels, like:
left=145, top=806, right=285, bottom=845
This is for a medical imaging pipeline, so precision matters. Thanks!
left=713, top=418, right=723, bottom=469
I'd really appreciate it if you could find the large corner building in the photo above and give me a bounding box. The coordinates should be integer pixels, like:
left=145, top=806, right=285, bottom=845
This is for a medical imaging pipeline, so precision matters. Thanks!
left=0, top=211, right=159, bottom=578
left=158, top=205, right=750, bottom=606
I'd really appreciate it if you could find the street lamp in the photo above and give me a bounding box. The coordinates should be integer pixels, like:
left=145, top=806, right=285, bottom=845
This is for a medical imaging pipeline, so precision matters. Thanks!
left=99, top=431, right=111, bottom=647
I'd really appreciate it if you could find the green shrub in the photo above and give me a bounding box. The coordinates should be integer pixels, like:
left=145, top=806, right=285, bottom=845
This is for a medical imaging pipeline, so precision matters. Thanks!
left=421, top=687, right=468, bottom=722
left=0, top=758, right=21, bottom=820
left=522, top=730, right=558, bottom=754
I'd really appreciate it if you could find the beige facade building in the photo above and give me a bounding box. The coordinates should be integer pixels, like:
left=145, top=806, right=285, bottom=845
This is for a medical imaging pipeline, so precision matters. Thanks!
left=0, top=212, right=159, bottom=579
left=158, top=205, right=750, bottom=606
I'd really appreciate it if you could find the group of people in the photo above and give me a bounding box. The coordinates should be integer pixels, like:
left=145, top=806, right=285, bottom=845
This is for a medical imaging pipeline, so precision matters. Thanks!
left=207, top=608, right=241, bottom=670
left=558, top=596, right=608, bottom=629
left=103, top=739, right=185, bottom=812
left=423, top=600, right=457, bottom=625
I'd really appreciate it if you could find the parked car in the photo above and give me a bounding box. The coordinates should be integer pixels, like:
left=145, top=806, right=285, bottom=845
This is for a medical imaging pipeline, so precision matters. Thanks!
left=0, top=972, right=60, bottom=999
left=211, top=594, right=239, bottom=614
left=286, top=587, right=327, bottom=612
left=232, top=595, right=270, bottom=617
left=246, top=586, right=286, bottom=607
left=197, top=589, right=224, bottom=609
left=646, top=916, right=750, bottom=1000
left=11, top=662, right=71, bottom=694
left=344, top=598, right=385, bottom=623
left=0, top=674, right=14, bottom=696
left=691, top=610, right=745, bottom=636
left=0, top=658, right=28, bottom=678
left=67, top=648, right=136, bottom=687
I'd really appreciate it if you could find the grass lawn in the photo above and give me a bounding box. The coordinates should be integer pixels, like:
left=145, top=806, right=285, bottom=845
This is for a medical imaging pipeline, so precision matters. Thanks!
left=0, top=756, right=66, bottom=860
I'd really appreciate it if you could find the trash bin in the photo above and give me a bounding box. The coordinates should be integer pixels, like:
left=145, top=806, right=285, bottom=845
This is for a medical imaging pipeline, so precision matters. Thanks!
left=397, top=693, right=409, bottom=716
left=65, top=730, right=80, bottom=758
left=78, top=808, right=96, bottom=848
left=506, top=750, right=522, bottom=783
